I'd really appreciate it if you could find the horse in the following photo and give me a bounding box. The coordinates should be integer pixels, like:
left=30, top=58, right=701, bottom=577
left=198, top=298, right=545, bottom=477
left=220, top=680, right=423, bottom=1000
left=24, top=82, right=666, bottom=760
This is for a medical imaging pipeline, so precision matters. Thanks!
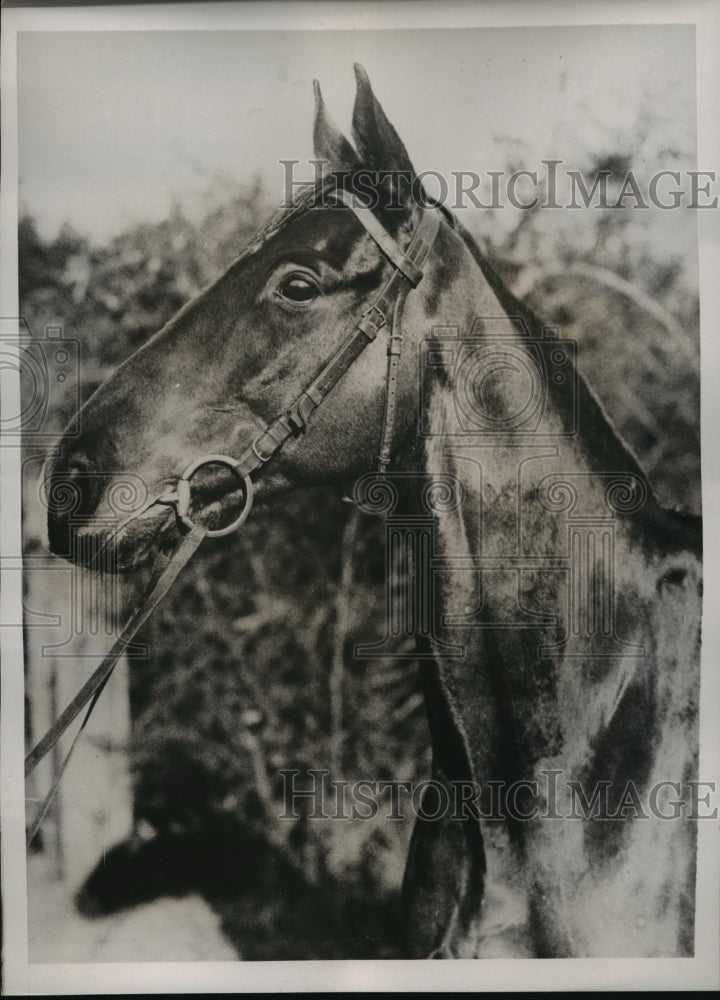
left=44, top=64, right=702, bottom=958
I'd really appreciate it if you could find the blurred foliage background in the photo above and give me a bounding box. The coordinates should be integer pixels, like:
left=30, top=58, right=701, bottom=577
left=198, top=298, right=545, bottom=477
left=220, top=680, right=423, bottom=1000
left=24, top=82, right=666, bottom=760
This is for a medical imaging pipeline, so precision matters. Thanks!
left=20, top=134, right=701, bottom=956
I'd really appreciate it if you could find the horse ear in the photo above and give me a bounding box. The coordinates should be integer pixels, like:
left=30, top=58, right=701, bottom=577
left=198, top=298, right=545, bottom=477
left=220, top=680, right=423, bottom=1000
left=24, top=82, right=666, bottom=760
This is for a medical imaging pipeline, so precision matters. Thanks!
left=351, top=63, right=418, bottom=214
left=313, top=79, right=360, bottom=173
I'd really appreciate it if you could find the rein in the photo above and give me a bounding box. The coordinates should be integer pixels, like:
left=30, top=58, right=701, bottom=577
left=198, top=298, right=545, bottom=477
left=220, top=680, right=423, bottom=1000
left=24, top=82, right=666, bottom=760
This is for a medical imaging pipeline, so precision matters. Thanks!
left=25, top=192, right=440, bottom=846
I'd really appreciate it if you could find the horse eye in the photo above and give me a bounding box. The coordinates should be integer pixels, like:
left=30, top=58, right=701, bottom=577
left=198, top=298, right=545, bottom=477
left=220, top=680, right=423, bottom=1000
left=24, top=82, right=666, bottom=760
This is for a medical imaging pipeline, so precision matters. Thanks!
left=277, top=275, right=320, bottom=303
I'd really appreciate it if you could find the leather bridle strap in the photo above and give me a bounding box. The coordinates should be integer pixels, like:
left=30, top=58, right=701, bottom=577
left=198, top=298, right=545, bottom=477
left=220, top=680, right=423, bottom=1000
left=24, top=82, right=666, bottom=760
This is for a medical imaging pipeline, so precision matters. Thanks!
left=232, top=193, right=440, bottom=481
left=24, top=523, right=207, bottom=846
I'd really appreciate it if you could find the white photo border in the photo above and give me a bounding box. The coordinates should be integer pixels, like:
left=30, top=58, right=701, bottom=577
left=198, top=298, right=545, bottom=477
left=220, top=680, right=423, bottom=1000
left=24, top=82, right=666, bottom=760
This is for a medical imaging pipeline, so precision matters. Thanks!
left=1, top=0, right=718, bottom=993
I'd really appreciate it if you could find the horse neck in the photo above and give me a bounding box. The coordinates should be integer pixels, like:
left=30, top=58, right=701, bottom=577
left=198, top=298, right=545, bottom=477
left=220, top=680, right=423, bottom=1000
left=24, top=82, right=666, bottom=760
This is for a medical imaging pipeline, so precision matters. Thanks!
left=389, top=224, right=650, bottom=770
left=395, top=218, right=669, bottom=560
left=388, top=221, right=701, bottom=783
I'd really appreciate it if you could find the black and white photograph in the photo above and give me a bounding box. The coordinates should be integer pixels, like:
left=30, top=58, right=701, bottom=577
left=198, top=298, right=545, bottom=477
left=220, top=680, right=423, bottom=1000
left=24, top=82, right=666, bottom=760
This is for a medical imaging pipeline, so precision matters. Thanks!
left=1, top=0, right=718, bottom=993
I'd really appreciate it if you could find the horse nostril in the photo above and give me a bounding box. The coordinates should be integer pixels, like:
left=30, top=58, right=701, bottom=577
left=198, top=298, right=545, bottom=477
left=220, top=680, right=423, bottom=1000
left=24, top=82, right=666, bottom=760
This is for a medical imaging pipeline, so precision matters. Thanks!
left=45, top=451, right=106, bottom=558
left=66, top=453, right=96, bottom=478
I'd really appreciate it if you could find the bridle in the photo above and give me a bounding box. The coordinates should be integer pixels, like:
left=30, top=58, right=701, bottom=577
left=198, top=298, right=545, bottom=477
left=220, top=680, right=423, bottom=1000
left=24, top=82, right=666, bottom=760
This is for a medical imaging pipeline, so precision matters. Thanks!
left=25, top=189, right=441, bottom=844
left=170, top=190, right=441, bottom=534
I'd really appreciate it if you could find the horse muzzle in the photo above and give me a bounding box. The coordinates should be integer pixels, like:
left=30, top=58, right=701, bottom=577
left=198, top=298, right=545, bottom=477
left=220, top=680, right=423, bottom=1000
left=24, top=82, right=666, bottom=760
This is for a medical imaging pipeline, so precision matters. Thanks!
left=44, top=451, right=254, bottom=571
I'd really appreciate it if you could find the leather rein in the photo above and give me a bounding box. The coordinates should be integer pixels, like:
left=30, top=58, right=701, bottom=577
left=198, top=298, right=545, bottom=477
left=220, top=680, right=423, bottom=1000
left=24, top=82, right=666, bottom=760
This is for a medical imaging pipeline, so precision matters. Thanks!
left=24, top=191, right=441, bottom=846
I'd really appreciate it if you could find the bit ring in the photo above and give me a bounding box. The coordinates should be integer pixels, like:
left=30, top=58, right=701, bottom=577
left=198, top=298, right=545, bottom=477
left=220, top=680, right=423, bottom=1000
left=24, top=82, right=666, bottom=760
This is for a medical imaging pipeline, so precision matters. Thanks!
left=176, top=454, right=253, bottom=537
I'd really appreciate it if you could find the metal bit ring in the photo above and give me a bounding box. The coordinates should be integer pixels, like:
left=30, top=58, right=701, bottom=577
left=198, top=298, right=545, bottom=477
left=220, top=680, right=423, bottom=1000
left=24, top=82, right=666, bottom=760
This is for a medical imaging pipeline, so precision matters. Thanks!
left=176, top=454, right=254, bottom=537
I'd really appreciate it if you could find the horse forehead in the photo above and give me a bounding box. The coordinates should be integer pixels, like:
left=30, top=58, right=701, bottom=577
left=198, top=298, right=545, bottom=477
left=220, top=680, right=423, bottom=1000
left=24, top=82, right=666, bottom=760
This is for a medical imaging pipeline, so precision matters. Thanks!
left=252, top=207, right=380, bottom=272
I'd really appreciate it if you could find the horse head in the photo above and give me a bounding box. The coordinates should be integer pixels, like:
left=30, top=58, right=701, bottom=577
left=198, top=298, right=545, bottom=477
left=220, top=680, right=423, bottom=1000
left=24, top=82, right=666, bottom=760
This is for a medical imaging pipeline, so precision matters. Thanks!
left=45, top=65, right=478, bottom=571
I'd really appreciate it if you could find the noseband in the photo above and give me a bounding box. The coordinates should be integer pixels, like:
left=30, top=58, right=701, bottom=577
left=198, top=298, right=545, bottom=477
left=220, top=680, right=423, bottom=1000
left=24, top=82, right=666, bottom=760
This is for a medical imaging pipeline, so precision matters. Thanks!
left=25, top=193, right=441, bottom=842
